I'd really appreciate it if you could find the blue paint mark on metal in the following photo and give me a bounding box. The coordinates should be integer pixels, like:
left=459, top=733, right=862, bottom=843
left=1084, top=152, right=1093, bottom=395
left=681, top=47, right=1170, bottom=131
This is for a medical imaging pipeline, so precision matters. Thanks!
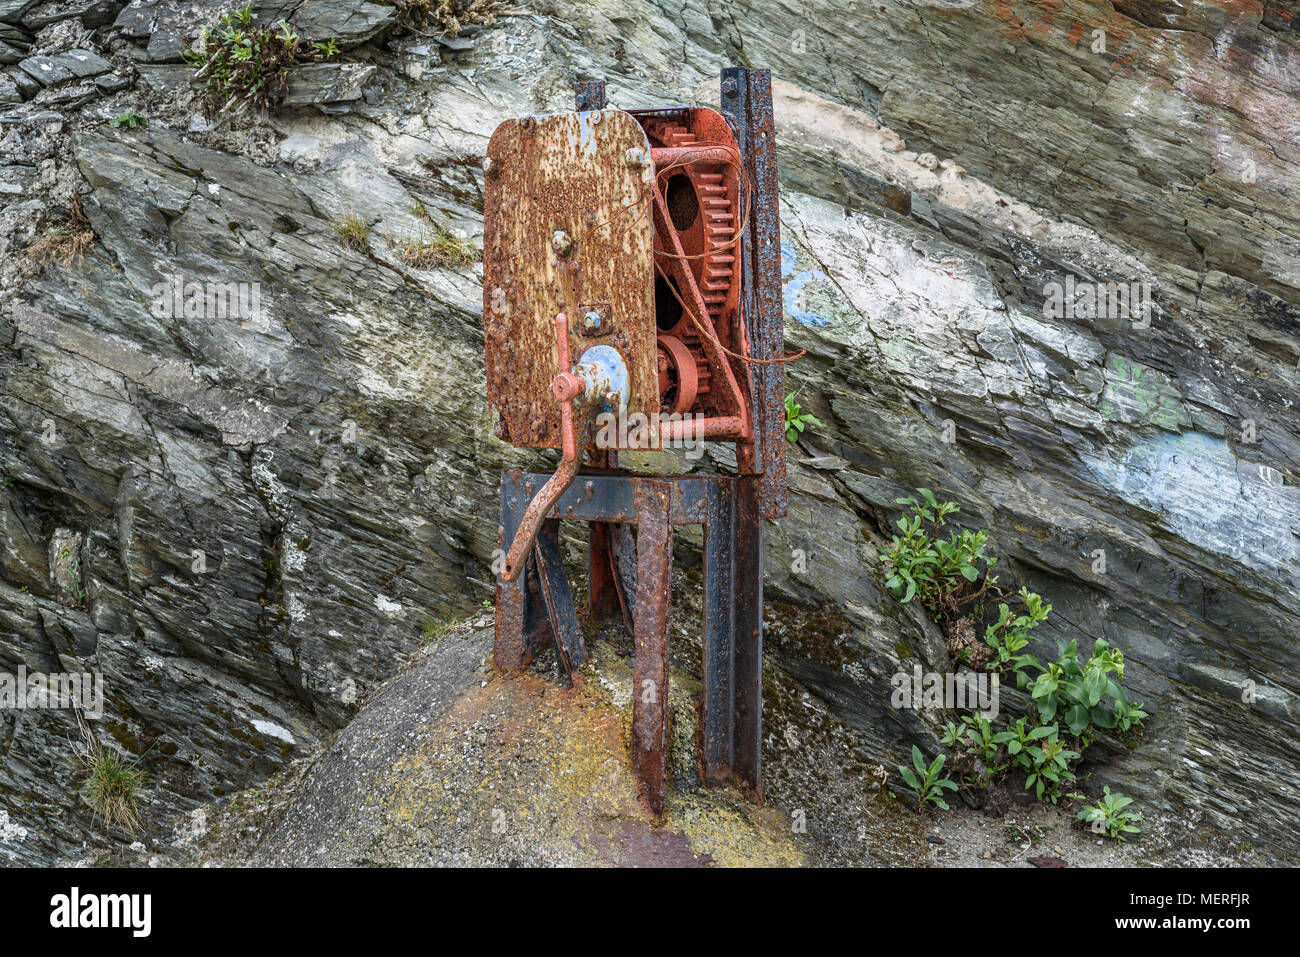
left=576, top=111, right=600, bottom=155
left=575, top=345, right=629, bottom=417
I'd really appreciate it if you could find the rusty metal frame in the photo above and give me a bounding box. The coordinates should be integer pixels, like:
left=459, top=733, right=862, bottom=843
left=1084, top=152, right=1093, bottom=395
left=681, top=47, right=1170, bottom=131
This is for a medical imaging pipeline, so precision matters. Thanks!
left=491, top=70, right=779, bottom=814
left=494, top=468, right=763, bottom=811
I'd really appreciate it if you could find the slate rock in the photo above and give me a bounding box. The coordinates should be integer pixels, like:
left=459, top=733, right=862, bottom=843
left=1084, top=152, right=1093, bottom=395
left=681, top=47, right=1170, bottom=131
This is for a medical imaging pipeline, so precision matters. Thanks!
left=0, top=0, right=38, bottom=25
left=21, top=0, right=124, bottom=29
left=17, top=47, right=110, bottom=85
left=281, top=62, right=373, bottom=106
left=254, top=0, right=396, bottom=49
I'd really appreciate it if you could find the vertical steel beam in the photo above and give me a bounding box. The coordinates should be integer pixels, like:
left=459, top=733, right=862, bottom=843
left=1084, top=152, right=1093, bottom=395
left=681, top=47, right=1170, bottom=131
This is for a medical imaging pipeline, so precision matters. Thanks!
left=588, top=521, right=618, bottom=617
left=631, top=480, right=673, bottom=815
left=700, top=478, right=736, bottom=783
left=495, top=473, right=532, bottom=672
left=732, top=476, right=763, bottom=797
left=720, top=66, right=787, bottom=520
left=574, top=80, right=607, bottom=111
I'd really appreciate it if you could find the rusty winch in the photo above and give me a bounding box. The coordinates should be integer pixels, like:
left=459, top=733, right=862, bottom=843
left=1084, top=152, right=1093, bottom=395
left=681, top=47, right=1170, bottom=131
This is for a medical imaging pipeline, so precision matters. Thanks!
left=483, top=69, right=787, bottom=813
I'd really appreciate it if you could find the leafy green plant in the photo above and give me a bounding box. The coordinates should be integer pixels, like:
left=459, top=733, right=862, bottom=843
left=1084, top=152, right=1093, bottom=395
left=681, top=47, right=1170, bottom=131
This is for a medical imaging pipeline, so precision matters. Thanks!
left=783, top=392, right=823, bottom=443
left=983, top=588, right=1049, bottom=671
left=1016, top=724, right=1078, bottom=803
left=1077, top=786, right=1142, bottom=841
left=881, top=488, right=998, bottom=621
left=182, top=4, right=341, bottom=114
left=1021, top=637, right=1134, bottom=737
left=896, top=745, right=958, bottom=811
left=1115, top=699, right=1149, bottom=735
left=880, top=490, right=1148, bottom=815
left=110, top=109, right=146, bottom=129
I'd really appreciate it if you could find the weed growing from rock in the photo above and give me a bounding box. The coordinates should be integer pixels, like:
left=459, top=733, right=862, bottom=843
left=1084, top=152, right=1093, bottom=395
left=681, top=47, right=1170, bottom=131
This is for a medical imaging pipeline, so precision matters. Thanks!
left=882, top=488, right=1147, bottom=836
left=23, top=193, right=95, bottom=273
left=331, top=213, right=370, bottom=251
left=182, top=4, right=342, bottom=115
left=392, top=221, right=477, bottom=269
left=110, top=109, right=146, bottom=129
left=392, top=0, right=511, bottom=37
left=76, top=709, right=147, bottom=833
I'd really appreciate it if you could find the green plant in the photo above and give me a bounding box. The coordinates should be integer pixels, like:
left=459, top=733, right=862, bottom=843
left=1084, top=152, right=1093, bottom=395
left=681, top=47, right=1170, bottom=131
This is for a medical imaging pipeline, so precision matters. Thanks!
left=1115, top=699, right=1149, bottom=735
left=77, top=712, right=146, bottom=832
left=182, top=4, right=341, bottom=114
left=420, top=614, right=454, bottom=641
left=1077, top=786, right=1142, bottom=841
left=58, top=545, right=85, bottom=604
left=881, top=488, right=998, bottom=621
left=982, top=587, right=1049, bottom=670
left=331, top=213, right=369, bottom=251
left=110, top=109, right=146, bottom=129
left=1022, top=637, right=1135, bottom=737
left=1016, top=724, right=1078, bottom=803
left=783, top=392, right=823, bottom=443
left=881, top=490, right=1147, bottom=815
left=895, top=745, right=957, bottom=811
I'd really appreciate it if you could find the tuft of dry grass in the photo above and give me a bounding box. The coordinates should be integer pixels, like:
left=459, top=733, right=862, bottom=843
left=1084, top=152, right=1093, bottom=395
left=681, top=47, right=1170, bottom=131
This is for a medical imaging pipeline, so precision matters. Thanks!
left=394, top=0, right=513, bottom=37
left=391, top=219, right=478, bottom=269
left=331, top=213, right=370, bottom=251
left=24, top=193, right=96, bottom=272
left=76, top=708, right=147, bottom=833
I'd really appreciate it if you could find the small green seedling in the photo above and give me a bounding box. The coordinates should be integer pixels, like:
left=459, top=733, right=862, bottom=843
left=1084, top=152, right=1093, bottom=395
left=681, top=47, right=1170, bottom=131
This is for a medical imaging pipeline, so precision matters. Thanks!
left=896, top=745, right=957, bottom=811
left=784, top=392, right=823, bottom=443
left=1077, top=786, right=1142, bottom=841
left=110, top=109, right=146, bottom=129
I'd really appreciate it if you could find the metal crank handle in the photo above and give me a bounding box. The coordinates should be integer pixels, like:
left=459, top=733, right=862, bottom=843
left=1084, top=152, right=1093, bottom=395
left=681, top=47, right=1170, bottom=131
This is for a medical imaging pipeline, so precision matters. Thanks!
left=500, top=314, right=584, bottom=583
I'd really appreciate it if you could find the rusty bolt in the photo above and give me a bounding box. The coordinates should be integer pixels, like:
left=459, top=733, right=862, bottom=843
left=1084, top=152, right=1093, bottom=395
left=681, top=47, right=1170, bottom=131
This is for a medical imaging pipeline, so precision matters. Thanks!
left=722, top=77, right=738, bottom=99
left=552, top=230, right=574, bottom=257
left=625, top=147, right=649, bottom=169
left=483, top=156, right=498, bottom=178
left=580, top=311, right=602, bottom=335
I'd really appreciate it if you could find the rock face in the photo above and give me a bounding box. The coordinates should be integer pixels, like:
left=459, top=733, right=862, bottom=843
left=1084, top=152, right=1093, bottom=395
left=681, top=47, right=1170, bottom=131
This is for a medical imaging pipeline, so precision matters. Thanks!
left=0, top=0, right=1297, bottom=864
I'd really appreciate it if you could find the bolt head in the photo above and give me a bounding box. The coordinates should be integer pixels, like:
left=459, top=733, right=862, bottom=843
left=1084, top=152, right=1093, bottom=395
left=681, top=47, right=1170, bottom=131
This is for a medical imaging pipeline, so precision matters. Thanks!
left=552, top=230, right=573, bottom=257
left=580, top=311, right=602, bottom=334
left=483, top=156, right=497, bottom=177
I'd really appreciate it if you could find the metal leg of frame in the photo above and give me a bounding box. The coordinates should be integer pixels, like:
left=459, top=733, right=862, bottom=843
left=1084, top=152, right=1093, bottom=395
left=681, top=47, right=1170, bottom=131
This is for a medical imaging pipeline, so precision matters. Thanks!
left=631, top=480, right=673, bottom=815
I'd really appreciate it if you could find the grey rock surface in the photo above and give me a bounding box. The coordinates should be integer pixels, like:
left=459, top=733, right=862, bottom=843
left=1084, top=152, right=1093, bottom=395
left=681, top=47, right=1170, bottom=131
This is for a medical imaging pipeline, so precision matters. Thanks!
left=0, top=0, right=1297, bottom=864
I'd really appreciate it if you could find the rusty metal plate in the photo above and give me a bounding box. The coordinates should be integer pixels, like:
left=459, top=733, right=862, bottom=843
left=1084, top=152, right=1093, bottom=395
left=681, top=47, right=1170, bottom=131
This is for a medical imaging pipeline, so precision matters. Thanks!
left=484, top=110, right=657, bottom=450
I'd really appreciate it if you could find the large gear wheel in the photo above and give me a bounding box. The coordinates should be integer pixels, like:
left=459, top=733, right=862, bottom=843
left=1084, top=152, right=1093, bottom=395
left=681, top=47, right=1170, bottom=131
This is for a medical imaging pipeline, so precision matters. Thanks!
left=641, top=116, right=742, bottom=406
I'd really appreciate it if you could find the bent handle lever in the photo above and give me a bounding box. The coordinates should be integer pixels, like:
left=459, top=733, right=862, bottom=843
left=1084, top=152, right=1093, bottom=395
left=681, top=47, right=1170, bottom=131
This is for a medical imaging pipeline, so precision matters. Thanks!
left=501, top=314, right=584, bottom=582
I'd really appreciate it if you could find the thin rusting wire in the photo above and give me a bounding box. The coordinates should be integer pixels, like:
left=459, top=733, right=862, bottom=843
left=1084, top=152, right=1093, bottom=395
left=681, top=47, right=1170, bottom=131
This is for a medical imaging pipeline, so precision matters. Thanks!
left=579, top=144, right=804, bottom=367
